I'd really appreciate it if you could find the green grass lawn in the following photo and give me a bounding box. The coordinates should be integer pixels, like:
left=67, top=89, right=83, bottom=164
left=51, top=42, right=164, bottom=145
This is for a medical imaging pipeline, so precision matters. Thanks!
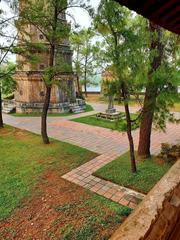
left=0, top=126, right=132, bottom=239
left=11, top=104, right=94, bottom=117
left=0, top=125, right=97, bottom=220
left=72, top=113, right=139, bottom=132
left=94, top=152, right=172, bottom=194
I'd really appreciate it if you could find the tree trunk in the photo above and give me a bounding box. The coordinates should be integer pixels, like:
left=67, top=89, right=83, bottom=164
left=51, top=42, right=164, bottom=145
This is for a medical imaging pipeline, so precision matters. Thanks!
left=41, top=44, right=55, bottom=144
left=76, top=46, right=82, bottom=98
left=84, top=55, right=88, bottom=97
left=122, top=83, right=137, bottom=173
left=84, top=71, right=87, bottom=97
left=84, top=82, right=87, bottom=97
left=0, top=86, right=3, bottom=128
left=76, top=75, right=82, bottom=98
left=137, top=84, right=157, bottom=158
left=138, top=22, right=163, bottom=159
left=41, top=85, right=51, bottom=144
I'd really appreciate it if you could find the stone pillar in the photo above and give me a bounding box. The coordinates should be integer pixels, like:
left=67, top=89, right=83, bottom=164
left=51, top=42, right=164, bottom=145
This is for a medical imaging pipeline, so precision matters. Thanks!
left=106, top=95, right=116, bottom=113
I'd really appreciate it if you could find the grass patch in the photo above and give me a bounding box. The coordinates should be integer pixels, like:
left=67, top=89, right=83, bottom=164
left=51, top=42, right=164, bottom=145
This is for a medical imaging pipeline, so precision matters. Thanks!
left=71, top=113, right=139, bottom=132
left=11, top=104, right=94, bottom=117
left=0, top=126, right=134, bottom=239
left=94, top=152, right=172, bottom=194
left=58, top=194, right=131, bottom=240
left=84, top=104, right=94, bottom=112
left=0, top=125, right=97, bottom=220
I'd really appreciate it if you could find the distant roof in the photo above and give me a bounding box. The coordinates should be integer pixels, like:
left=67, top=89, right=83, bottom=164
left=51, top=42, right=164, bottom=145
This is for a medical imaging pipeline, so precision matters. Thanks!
left=115, top=0, right=180, bottom=35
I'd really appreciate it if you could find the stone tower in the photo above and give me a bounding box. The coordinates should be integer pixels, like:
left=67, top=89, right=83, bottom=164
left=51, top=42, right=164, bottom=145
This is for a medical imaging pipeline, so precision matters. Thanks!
left=14, top=0, right=77, bottom=113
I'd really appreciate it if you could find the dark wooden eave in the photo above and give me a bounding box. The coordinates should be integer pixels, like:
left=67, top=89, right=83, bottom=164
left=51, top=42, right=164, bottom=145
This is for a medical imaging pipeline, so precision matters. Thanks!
left=115, top=0, right=180, bottom=35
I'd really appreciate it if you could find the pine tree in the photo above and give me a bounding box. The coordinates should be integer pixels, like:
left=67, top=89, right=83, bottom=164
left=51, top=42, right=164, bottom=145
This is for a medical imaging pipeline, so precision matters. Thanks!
left=138, top=23, right=179, bottom=158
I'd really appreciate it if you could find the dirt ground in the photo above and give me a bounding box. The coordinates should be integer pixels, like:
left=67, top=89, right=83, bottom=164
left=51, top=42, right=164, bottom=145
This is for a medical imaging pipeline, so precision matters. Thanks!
left=0, top=167, right=124, bottom=240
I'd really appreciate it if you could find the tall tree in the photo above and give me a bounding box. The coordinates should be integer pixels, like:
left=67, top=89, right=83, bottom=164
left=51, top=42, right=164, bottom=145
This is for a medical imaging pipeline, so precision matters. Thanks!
left=16, top=0, right=91, bottom=144
left=138, top=23, right=163, bottom=158
left=0, top=0, right=17, bottom=128
left=70, top=28, right=102, bottom=97
left=138, top=23, right=179, bottom=158
left=0, top=63, right=16, bottom=128
left=95, top=0, right=145, bottom=172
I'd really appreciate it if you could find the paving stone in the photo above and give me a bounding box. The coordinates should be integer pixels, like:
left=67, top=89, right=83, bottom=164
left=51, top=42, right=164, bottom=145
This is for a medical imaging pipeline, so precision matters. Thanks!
left=115, top=191, right=124, bottom=199
left=83, top=178, right=92, bottom=183
left=119, top=198, right=130, bottom=206
left=124, top=194, right=134, bottom=202
left=107, top=188, right=118, bottom=194
left=99, top=179, right=109, bottom=186
left=82, top=172, right=91, bottom=177
left=89, top=180, right=98, bottom=186
left=78, top=181, right=87, bottom=187
left=77, top=175, right=85, bottom=181
left=93, top=177, right=101, bottom=183
left=102, top=185, right=110, bottom=191
left=97, top=189, right=107, bottom=195
left=121, top=188, right=128, bottom=193
left=73, top=179, right=81, bottom=184
left=84, top=183, right=92, bottom=189
left=128, top=202, right=137, bottom=209
left=103, top=192, right=114, bottom=199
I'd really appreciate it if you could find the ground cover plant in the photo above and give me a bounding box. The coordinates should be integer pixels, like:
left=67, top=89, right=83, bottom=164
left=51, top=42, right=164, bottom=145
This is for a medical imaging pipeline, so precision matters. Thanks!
left=0, top=126, right=131, bottom=239
left=94, top=152, right=172, bottom=194
left=72, top=113, right=139, bottom=132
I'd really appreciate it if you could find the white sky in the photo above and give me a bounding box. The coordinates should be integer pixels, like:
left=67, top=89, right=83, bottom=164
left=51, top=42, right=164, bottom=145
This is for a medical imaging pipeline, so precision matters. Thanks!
left=0, top=0, right=101, bottom=21
left=68, top=0, right=101, bottom=28
left=0, top=0, right=101, bottom=62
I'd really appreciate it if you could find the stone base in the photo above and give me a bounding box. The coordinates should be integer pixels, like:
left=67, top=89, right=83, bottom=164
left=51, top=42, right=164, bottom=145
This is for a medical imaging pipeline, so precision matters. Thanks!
left=16, top=102, right=69, bottom=114
left=106, top=108, right=116, bottom=114
left=15, top=99, right=86, bottom=114
left=96, top=112, right=122, bottom=121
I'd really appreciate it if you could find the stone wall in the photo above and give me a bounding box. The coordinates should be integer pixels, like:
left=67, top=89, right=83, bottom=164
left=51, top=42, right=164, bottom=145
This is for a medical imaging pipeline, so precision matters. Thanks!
left=110, top=159, right=180, bottom=240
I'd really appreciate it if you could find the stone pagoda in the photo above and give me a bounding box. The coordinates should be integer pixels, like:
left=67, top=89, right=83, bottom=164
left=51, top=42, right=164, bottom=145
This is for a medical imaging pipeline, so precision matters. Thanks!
left=12, top=0, right=84, bottom=114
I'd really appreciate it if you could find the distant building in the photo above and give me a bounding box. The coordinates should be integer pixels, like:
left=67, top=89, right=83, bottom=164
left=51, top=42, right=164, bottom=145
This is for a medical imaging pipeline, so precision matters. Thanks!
left=101, top=69, right=116, bottom=94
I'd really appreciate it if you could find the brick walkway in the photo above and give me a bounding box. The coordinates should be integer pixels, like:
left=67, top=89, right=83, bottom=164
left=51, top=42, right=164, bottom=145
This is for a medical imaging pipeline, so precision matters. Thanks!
left=3, top=103, right=180, bottom=209
left=62, top=153, right=145, bottom=209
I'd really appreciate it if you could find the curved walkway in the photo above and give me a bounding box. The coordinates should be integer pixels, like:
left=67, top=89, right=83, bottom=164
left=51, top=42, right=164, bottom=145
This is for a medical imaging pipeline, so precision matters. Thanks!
left=3, top=103, right=180, bottom=209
